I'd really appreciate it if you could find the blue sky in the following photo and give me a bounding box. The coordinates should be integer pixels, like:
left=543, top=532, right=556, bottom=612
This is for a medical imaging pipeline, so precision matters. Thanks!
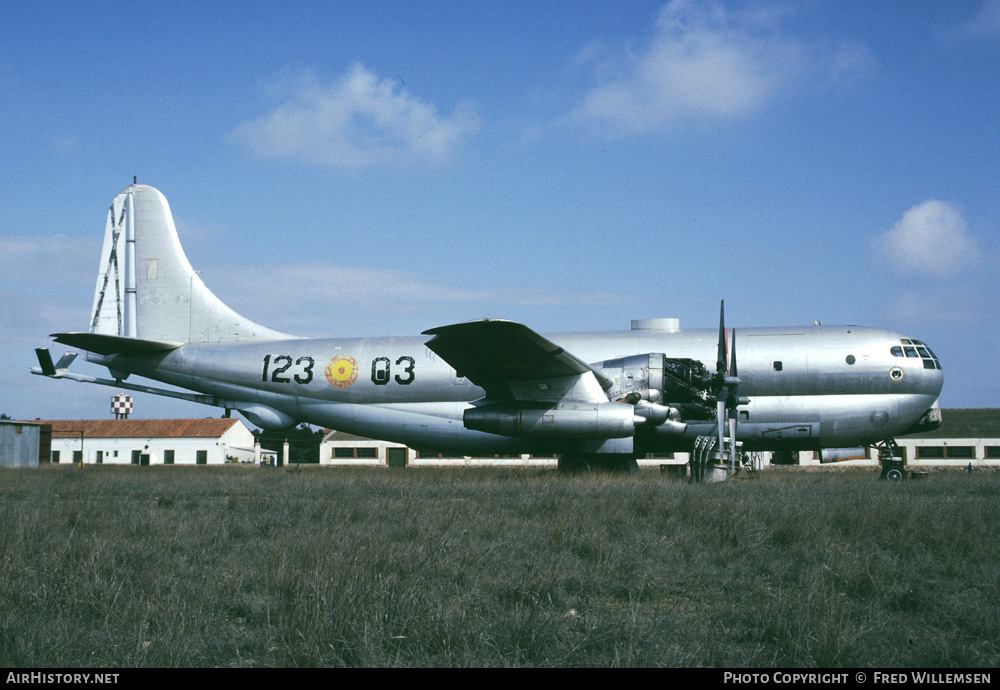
left=1, top=0, right=998, bottom=420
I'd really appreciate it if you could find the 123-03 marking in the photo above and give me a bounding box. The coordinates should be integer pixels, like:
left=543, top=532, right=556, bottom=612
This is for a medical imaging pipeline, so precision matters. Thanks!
left=261, top=354, right=415, bottom=386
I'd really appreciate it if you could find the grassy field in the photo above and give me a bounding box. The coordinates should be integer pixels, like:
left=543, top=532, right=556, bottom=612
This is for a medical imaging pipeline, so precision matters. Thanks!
left=1, top=465, right=997, bottom=668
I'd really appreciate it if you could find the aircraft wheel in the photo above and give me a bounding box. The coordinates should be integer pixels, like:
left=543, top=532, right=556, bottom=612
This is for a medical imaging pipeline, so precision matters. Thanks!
left=558, top=457, right=591, bottom=474
left=885, top=468, right=904, bottom=482
left=588, top=455, right=640, bottom=473
left=619, top=457, right=640, bottom=474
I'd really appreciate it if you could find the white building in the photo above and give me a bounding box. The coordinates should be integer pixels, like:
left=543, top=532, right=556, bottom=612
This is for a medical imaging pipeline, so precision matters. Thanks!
left=756, top=409, right=1000, bottom=469
left=887, top=408, right=1000, bottom=468
left=320, top=430, right=557, bottom=468
left=320, top=409, right=1000, bottom=471
left=39, top=418, right=258, bottom=465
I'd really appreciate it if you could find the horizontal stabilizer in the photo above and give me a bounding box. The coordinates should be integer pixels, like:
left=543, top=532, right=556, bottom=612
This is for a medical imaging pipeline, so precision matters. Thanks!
left=34, top=348, right=56, bottom=376
left=51, top=332, right=182, bottom=356
left=54, top=352, right=78, bottom=370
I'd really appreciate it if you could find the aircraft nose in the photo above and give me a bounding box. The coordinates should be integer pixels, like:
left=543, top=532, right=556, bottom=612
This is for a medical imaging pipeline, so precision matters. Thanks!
left=889, top=335, right=943, bottom=394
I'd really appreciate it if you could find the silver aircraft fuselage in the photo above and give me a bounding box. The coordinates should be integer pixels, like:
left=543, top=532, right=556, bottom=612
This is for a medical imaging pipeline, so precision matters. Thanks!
left=38, top=184, right=944, bottom=462
left=88, top=323, right=943, bottom=455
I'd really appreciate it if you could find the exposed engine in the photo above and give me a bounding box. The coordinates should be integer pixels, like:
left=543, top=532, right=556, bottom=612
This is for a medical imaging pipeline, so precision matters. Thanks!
left=595, top=354, right=717, bottom=433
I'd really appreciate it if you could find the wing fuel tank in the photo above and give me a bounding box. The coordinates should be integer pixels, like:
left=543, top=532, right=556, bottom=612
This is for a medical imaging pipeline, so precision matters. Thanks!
left=464, top=401, right=638, bottom=439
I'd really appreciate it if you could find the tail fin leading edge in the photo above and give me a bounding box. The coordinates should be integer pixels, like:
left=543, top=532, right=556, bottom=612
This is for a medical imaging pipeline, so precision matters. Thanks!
left=89, top=184, right=297, bottom=344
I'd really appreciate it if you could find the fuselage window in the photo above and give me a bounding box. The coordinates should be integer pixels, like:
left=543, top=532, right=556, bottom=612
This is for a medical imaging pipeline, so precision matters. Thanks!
left=904, top=346, right=918, bottom=358
left=846, top=355, right=856, bottom=365
left=773, top=361, right=783, bottom=372
left=890, top=346, right=903, bottom=357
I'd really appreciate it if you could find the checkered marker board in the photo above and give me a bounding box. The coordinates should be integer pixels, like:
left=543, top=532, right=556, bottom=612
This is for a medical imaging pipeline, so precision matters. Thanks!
left=112, top=394, right=133, bottom=416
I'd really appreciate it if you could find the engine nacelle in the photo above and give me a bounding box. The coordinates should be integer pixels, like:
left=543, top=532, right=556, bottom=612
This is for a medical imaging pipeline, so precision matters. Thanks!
left=597, top=353, right=715, bottom=420
left=464, top=401, right=637, bottom=439
left=237, top=404, right=297, bottom=431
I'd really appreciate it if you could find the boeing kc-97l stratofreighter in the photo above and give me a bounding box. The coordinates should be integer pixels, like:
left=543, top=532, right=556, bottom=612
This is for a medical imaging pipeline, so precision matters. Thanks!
left=33, top=184, right=943, bottom=474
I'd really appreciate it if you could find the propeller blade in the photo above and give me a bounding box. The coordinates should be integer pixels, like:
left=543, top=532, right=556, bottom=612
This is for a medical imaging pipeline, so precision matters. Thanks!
left=717, top=299, right=727, bottom=376
left=729, top=327, right=738, bottom=472
left=730, top=327, right=737, bottom=380
left=716, top=300, right=727, bottom=467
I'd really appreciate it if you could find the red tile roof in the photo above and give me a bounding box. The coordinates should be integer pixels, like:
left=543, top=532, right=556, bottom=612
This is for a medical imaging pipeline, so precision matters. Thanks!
left=32, top=419, right=244, bottom=439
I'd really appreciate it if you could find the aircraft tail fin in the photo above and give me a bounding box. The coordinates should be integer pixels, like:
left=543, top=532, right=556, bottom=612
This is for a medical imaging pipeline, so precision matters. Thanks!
left=89, top=184, right=297, bottom=344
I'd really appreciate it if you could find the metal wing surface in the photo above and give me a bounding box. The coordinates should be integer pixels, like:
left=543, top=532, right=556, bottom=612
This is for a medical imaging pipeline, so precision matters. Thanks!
left=422, top=319, right=612, bottom=403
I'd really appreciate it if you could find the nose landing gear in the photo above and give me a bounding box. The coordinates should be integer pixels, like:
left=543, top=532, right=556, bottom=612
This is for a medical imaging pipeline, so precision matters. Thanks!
left=876, top=439, right=907, bottom=481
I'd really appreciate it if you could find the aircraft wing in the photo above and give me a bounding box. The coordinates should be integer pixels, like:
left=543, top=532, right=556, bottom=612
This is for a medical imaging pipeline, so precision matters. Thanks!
left=422, top=319, right=612, bottom=402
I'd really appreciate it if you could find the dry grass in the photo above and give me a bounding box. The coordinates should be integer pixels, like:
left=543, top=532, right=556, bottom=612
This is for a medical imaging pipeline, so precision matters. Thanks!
left=1, top=465, right=997, bottom=667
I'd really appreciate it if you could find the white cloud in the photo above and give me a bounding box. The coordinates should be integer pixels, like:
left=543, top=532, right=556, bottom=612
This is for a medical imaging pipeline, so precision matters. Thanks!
left=204, top=261, right=641, bottom=337
left=946, top=0, right=1000, bottom=40
left=232, top=64, right=480, bottom=170
left=571, top=0, right=869, bottom=133
left=875, top=200, right=980, bottom=278
left=0, top=235, right=100, bottom=289
left=889, top=287, right=990, bottom=327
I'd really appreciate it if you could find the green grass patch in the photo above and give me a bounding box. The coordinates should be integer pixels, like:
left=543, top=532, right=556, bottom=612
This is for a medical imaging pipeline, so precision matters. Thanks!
left=1, top=466, right=997, bottom=667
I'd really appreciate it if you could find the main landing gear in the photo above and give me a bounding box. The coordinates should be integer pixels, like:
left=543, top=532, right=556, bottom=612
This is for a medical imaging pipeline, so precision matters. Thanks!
left=557, top=454, right=640, bottom=474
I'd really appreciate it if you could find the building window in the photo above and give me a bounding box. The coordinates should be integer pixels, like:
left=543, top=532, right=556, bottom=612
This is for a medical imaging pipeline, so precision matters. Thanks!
left=52, top=450, right=60, bottom=463
left=916, top=446, right=976, bottom=460
left=332, top=446, right=380, bottom=459
left=196, top=450, right=208, bottom=465
left=986, top=447, right=1000, bottom=459
left=73, top=450, right=82, bottom=464
left=387, top=447, right=407, bottom=468
left=96, top=450, right=103, bottom=464
left=164, top=450, right=175, bottom=465
left=131, top=450, right=141, bottom=465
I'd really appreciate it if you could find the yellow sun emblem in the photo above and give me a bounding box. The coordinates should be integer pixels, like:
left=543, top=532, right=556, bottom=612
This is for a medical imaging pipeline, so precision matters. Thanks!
left=325, top=355, right=358, bottom=388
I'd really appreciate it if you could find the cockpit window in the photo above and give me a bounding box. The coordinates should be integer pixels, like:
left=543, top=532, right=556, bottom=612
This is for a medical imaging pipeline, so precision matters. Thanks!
left=893, top=339, right=941, bottom=370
